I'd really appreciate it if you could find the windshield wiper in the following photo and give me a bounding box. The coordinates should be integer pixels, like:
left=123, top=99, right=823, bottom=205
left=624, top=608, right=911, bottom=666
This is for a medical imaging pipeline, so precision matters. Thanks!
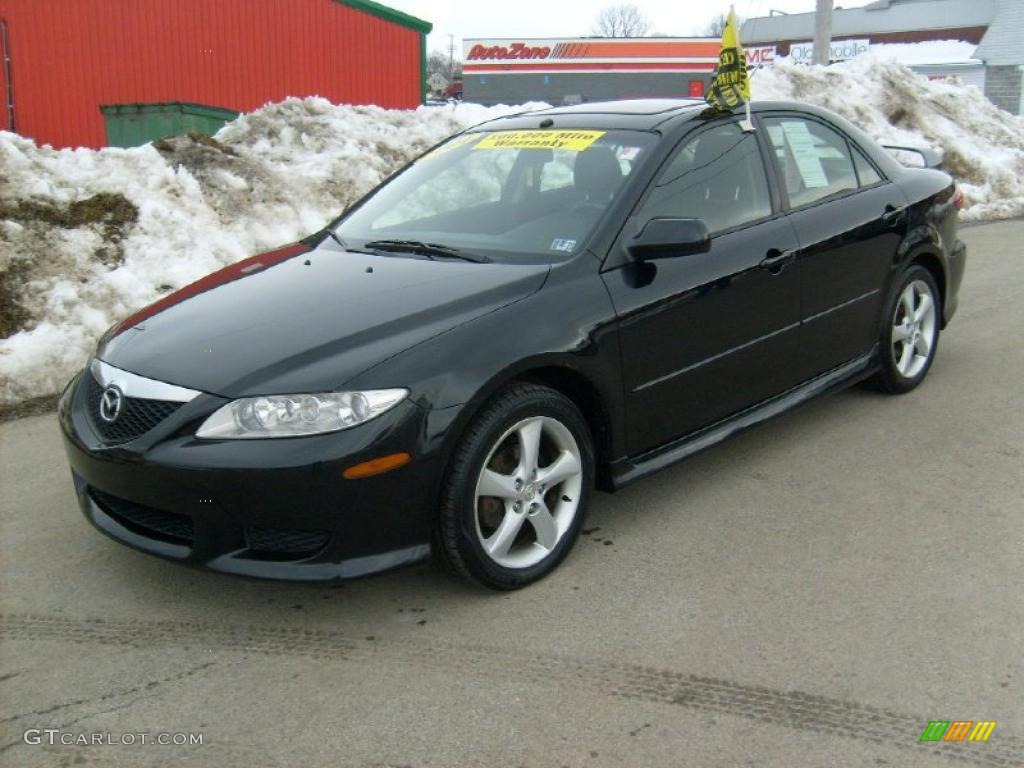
left=325, top=229, right=376, bottom=255
left=364, top=239, right=491, bottom=263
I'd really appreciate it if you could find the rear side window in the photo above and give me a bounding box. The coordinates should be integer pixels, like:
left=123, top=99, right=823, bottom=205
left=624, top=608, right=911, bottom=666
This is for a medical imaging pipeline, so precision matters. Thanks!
left=852, top=146, right=882, bottom=186
left=763, top=117, right=859, bottom=208
left=637, top=121, right=772, bottom=235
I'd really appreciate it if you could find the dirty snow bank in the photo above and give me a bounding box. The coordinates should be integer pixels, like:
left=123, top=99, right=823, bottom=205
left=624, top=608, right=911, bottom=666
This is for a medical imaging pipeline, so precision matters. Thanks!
left=2, top=58, right=1024, bottom=406
left=0, top=99, right=540, bottom=404
left=753, top=56, right=1024, bottom=221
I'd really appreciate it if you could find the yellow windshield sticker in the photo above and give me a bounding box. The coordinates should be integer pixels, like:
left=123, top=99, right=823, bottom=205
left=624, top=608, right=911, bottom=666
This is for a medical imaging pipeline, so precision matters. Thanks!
left=474, top=130, right=606, bottom=151
left=423, top=133, right=482, bottom=159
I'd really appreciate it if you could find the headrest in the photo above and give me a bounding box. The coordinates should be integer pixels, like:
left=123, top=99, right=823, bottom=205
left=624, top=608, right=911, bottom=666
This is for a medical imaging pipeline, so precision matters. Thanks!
left=574, top=146, right=623, bottom=202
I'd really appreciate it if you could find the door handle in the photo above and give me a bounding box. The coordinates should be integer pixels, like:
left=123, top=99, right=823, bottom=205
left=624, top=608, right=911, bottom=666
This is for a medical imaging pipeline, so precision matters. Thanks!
left=759, top=248, right=795, bottom=274
left=882, top=204, right=905, bottom=227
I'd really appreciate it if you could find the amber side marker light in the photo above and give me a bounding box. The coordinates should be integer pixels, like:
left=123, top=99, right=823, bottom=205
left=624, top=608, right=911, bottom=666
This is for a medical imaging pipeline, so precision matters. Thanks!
left=343, top=452, right=411, bottom=479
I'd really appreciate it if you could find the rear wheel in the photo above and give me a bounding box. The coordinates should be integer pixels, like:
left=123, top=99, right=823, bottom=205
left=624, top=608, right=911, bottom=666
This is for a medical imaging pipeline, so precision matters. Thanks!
left=437, top=383, right=593, bottom=590
left=869, top=265, right=941, bottom=393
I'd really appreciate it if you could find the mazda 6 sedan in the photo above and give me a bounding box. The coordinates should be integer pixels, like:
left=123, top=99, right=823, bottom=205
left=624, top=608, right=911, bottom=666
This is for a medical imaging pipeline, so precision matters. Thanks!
left=59, top=99, right=966, bottom=589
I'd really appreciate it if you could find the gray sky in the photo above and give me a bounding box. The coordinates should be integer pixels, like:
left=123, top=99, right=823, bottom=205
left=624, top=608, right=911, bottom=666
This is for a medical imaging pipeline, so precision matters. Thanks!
left=383, top=0, right=875, bottom=53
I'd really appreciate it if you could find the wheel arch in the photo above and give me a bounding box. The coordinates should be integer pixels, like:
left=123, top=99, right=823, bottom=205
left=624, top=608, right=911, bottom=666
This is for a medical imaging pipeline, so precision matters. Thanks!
left=436, top=359, right=621, bottom=493
left=909, top=250, right=947, bottom=325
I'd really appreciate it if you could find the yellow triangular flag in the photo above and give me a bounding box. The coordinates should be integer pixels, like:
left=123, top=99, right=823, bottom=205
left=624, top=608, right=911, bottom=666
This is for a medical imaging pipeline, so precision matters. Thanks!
left=705, top=10, right=750, bottom=111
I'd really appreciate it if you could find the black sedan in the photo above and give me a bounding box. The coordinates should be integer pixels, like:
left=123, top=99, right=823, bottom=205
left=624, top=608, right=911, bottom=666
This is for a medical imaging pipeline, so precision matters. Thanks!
left=59, top=99, right=967, bottom=589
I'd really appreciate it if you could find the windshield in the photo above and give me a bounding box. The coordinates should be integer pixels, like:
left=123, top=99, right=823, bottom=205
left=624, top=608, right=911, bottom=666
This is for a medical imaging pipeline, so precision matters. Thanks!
left=334, top=129, right=657, bottom=262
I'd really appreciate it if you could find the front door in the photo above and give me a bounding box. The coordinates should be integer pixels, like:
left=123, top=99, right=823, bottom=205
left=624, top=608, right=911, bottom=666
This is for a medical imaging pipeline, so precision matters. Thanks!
left=602, top=119, right=803, bottom=455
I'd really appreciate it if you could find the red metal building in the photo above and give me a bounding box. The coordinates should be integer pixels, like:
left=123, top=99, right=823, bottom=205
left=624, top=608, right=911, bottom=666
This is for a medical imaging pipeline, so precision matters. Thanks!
left=0, top=0, right=431, bottom=148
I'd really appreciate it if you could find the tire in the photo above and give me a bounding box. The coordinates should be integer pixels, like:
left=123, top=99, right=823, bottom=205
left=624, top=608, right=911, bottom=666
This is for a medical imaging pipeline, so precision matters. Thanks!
left=436, top=383, right=594, bottom=590
left=868, top=264, right=941, bottom=394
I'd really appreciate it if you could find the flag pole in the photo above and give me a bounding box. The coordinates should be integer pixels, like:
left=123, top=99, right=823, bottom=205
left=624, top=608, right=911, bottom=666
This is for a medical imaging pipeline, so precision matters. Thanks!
left=737, top=6, right=755, bottom=132
left=706, top=5, right=754, bottom=130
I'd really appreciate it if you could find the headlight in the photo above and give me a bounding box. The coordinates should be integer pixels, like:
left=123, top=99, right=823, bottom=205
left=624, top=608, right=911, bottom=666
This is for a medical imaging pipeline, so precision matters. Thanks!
left=196, top=389, right=409, bottom=439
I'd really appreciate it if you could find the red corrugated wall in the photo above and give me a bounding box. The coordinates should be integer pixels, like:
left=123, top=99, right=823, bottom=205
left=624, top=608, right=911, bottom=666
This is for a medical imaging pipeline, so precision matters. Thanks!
left=0, top=0, right=424, bottom=148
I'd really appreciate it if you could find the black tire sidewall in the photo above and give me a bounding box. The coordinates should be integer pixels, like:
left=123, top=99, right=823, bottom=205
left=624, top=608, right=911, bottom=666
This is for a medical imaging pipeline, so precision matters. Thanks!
left=878, top=265, right=941, bottom=393
left=440, top=385, right=594, bottom=589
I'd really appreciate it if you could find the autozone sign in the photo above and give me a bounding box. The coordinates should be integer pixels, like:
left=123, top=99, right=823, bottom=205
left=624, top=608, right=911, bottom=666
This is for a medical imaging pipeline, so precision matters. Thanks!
left=462, top=38, right=721, bottom=74
left=466, top=42, right=551, bottom=61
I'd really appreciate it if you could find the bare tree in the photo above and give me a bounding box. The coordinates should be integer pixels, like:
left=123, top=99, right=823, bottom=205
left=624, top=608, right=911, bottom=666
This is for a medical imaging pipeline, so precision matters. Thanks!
left=427, top=49, right=461, bottom=81
left=703, top=13, right=728, bottom=37
left=702, top=12, right=744, bottom=37
left=592, top=4, right=652, bottom=38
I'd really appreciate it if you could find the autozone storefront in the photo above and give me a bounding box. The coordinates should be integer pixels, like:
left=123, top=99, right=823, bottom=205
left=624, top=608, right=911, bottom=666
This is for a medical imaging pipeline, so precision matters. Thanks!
left=462, top=38, right=721, bottom=106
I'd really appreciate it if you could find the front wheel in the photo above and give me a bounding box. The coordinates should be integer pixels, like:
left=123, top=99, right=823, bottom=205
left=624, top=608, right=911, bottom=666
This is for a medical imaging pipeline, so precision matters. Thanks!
left=869, top=265, right=941, bottom=394
left=436, top=383, right=594, bottom=590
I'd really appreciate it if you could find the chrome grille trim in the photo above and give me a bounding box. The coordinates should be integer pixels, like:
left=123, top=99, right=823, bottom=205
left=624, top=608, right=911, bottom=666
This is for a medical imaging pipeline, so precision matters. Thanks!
left=90, top=358, right=202, bottom=403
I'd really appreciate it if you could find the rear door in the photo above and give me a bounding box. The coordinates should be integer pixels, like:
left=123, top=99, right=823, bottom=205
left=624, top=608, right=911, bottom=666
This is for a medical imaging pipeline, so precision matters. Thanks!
left=602, top=118, right=802, bottom=455
left=761, top=113, right=907, bottom=379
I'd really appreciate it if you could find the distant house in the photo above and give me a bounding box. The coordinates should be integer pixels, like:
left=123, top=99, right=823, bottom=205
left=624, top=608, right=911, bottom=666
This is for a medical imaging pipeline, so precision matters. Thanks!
left=427, top=72, right=450, bottom=97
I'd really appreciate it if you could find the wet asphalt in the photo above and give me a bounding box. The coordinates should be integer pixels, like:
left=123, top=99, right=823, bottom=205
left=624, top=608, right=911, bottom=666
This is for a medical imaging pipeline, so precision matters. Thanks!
left=1, top=218, right=1022, bottom=767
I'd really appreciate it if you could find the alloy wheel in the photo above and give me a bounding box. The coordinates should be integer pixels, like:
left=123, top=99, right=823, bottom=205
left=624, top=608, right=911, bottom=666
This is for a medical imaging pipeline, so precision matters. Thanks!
left=473, top=416, right=584, bottom=569
left=891, top=278, right=937, bottom=379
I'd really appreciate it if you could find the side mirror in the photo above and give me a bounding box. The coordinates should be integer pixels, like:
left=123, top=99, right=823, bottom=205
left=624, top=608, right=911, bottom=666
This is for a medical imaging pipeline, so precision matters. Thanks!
left=628, top=217, right=711, bottom=261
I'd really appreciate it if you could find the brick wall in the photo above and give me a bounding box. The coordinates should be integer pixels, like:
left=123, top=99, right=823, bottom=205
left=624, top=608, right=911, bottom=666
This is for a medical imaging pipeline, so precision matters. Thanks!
left=984, top=65, right=1023, bottom=114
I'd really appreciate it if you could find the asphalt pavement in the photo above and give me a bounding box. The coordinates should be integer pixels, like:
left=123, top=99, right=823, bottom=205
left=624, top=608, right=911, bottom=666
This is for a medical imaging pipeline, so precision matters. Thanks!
left=1, top=218, right=1022, bottom=768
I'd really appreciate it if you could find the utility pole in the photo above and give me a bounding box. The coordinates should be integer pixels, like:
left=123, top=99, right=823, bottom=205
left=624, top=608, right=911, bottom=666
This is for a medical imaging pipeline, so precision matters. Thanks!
left=447, top=34, right=456, bottom=80
left=812, top=0, right=833, bottom=65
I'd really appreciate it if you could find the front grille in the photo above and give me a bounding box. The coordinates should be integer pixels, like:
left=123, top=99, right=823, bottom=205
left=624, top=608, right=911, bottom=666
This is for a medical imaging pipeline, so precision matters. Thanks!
left=90, top=488, right=194, bottom=546
left=246, top=526, right=330, bottom=557
left=85, top=372, right=183, bottom=443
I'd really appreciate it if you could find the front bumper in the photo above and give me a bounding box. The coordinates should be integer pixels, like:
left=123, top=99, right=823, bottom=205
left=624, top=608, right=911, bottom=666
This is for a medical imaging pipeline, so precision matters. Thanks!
left=59, top=369, right=446, bottom=581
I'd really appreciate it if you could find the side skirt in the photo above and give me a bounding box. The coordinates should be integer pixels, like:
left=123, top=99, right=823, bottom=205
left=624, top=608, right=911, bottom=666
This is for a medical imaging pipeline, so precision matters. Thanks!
left=608, top=350, right=879, bottom=490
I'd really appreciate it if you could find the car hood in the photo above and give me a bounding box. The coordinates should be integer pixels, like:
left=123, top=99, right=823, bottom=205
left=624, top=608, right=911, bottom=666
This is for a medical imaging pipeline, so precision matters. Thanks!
left=98, top=241, right=549, bottom=397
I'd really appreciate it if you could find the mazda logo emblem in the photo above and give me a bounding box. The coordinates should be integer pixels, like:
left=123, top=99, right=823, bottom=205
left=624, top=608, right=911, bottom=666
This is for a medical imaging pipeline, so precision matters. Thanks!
left=99, top=385, right=124, bottom=422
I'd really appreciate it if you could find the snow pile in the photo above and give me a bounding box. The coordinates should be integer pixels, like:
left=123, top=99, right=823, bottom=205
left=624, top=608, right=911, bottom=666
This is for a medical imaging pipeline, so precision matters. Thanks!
left=0, top=99, right=541, bottom=404
left=866, top=40, right=979, bottom=66
left=2, top=58, right=1024, bottom=407
left=753, top=56, right=1024, bottom=221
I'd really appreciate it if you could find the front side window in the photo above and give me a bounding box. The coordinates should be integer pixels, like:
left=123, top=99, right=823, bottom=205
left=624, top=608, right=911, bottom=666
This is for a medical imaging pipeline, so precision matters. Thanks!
left=763, top=116, right=859, bottom=207
left=335, top=129, right=656, bottom=262
left=636, top=121, right=772, bottom=235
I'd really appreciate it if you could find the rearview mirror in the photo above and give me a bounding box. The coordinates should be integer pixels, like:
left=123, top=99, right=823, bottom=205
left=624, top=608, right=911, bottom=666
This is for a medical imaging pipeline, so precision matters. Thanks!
left=628, top=218, right=711, bottom=260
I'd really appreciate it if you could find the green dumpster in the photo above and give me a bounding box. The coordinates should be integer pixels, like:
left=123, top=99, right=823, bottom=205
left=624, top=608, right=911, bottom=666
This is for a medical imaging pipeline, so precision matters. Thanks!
left=100, top=102, right=240, bottom=148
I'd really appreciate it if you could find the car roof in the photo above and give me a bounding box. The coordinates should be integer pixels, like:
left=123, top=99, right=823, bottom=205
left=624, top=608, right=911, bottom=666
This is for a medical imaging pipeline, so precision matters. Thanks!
left=468, top=99, right=706, bottom=132
left=463, top=98, right=906, bottom=179
left=468, top=98, right=837, bottom=132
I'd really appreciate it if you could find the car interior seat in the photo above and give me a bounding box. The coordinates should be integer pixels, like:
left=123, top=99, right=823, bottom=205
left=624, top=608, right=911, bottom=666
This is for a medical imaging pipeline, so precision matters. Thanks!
left=574, top=146, right=624, bottom=203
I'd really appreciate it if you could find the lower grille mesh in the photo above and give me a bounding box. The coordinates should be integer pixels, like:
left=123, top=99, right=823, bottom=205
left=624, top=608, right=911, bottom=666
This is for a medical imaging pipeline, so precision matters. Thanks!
left=246, top=526, right=330, bottom=557
left=90, top=488, right=194, bottom=546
